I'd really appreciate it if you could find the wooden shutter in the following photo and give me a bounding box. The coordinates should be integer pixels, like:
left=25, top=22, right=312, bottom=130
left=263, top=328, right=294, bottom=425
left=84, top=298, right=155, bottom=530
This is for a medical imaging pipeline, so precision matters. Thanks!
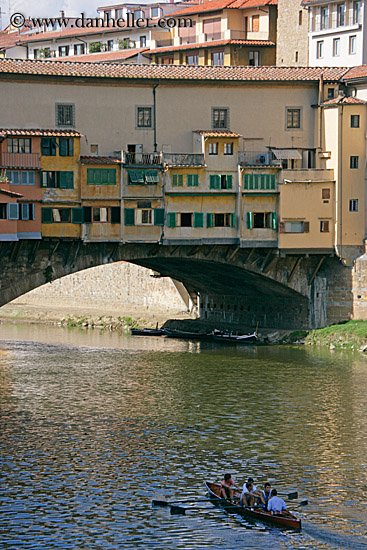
left=124, top=208, right=135, bottom=226
left=209, top=175, right=220, bottom=189
left=271, top=212, right=277, bottom=229
left=206, top=213, right=213, bottom=228
left=322, top=188, right=330, bottom=199
left=154, top=208, right=165, bottom=226
left=72, top=207, right=84, bottom=223
left=270, top=174, right=276, bottom=189
left=59, top=138, right=68, bottom=156
left=226, top=175, right=232, bottom=189
left=231, top=213, right=236, bottom=227
left=59, top=171, right=74, bottom=189
left=41, top=207, right=52, bottom=223
left=83, top=206, right=92, bottom=223
left=252, top=15, right=259, bottom=31
left=7, top=203, right=19, bottom=220
left=168, top=212, right=176, bottom=228
left=194, top=212, right=204, bottom=227
left=21, top=203, right=29, bottom=221
left=278, top=221, right=285, bottom=233
left=247, top=211, right=253, bottom=229
left=303, top=221, right=310, bottom=233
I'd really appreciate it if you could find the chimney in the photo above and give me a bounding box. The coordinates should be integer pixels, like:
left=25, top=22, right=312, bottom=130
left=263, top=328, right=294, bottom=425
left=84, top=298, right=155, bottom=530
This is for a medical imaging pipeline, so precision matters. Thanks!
left=59, top=10, right=65, bottom=17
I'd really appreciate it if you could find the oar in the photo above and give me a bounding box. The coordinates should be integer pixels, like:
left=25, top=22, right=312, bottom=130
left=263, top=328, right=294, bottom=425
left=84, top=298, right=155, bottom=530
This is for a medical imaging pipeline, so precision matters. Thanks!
left=297, top=500, right=308, bottom=506
left=152, top=498, right=213, bottom=507
left=278, top=491, right=298, bottom=500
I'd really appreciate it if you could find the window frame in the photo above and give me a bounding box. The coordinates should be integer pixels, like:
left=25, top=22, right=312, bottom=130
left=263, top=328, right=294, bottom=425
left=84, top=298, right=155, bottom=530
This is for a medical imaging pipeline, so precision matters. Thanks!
left=350, top=155, right=359, bottom=169
left=211, top=50, right=224, bottom=66
left=209, top=142, right=219, bottom=155
left=351, top=114, right=360, bottom=128
left=212, top=107, right=229, bottom=130
left=7, top=137, right=31, bottom=153
left=136, top=105, right=154, bottom=129
left=349, top=199, right=359, bottom=212
left=224, top=143, right=233, bottom=155
left=55, top=103, right=75, bottom=128
left=286, top=107, right=302, bottom=130
left=316, top=40, right=324, bottom=59
left=333, top=38, right=340, bottom=57
left=248, top=51, right=260, bottom=66
left=349, top=35, right=357, bottom=55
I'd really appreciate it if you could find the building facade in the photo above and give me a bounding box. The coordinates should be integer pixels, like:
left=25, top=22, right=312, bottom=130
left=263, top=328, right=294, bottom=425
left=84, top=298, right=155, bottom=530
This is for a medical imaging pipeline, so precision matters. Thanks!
left=276, top=0, right=309, bottom=65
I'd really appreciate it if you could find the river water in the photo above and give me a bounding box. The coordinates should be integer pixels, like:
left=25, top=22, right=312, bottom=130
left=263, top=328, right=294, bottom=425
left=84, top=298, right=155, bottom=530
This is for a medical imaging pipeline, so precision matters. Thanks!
left=0, top=324, right=366, bottom=550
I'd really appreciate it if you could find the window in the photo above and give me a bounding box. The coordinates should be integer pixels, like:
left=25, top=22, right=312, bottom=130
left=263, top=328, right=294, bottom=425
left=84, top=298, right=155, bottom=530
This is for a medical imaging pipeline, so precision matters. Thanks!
left=6, top=171, right=19, bottom=184
left=349, top=35, right=357, bottom=54
left=212, top=108, right=229, bottom=129
left=74, top=44, right=85, bottom=55
left=151, top=7, right=160, bottom=17
left=7, top=203, right=19, bottom=220
left=140, top=36, right=146, bottom=47
left=40, top=171, right=74, bottom=188
left=136, top=106, right=153, bottom=128
left=286, top=108, right=301, bottom=129
left=354, top=0, right=361, bottom=23
left=104, top=10, right=111, bottom=20
left=59, top=45, right=69, bottom=57
left=90, top=144, right=98, bottom=155
left=321, top=6, right=329, bottom=29
left=116, top=9, right=123, bottom=18
left=243, top=174, right=276, bottom=190
left=249, top=51, right=260, bottom=66
left=59, top=138, right=74, bottom=156
left=19, top=203, right=35, bottom=221
left=333, top=38, right=340, bottom=57
left=351, top=115, right=360, bottom=128
left=87, top=169, right=116, bottom=185
left=135, top=10, right=144, bottom=19
left=247, top=212, right=276, bottom=229
left=350, top=156, right=359, bottom=168
left=187, top=174, right=199, bottom=187
left=337, top=4, right=345, bottom=26
left=172, top=174, right=183, bottom=187
left=350, top=199, right=359, bottom=211
left=107, top=40, right=114, bottom=51
left=224, top=143, right=233, bottom=155
left=328, top=87, right=335, bottom=99
left=7, top=138, right=31, bottom=153
left=52, top=208, right=71, bottom=222
left=295, top=51, right=298, bottom=62
left=56, top=103, right=75, bottom=127
left=136, top=209, right=153, bottom=224
left=209, top=142, right=218, bottom=155
left=93, top=207, right=109, bottom=222
left=161, top=57, right=174, bottom=64
left=20, top=171, right=35, bottom=185
left=34, top=49, right=40, bottom=59
left=320, top=220, right=329, bottom=232
left=214, top=213, right=232, bottom=227
left=322, top=188, right=331, bottom=199
left=186, top=54, right=199, bottom=65
left=0, top=204, right=7, bottom=219
left=251, top=15, right=259, bottom=31
left=316, top=40, right=324, bottom=59
left=299, top=10, right=303, bottom=25
left=282, top=221, right=309, bottom=233
left=209, top=174, right=232, bottom=189
left=41, top=137, right=57, bottom=156
left=212, top=51, right=224, bottom=66
left=180, top=213, right=193, bottom=227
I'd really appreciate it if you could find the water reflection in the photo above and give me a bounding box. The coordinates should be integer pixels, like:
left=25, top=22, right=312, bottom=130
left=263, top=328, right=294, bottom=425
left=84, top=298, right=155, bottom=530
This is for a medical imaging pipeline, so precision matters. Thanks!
left=0, top=327, right=367, bottom=549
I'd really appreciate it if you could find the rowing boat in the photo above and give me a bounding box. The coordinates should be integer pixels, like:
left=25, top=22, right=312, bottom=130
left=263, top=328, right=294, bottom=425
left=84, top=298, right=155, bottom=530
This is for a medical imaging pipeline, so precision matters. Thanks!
left=205, top=481, right=301, bottom=530
left=130, top=328, right=165, bottom=336
left=211, top=331, right=258, bottom=344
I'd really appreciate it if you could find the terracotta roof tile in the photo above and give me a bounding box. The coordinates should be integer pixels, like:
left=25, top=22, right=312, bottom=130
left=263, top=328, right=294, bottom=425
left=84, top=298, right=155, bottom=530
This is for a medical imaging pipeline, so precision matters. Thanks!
left=0, top=187, right=23, bottom=197
left=322, top=95, right=367, bottom=105
left=55, top=48, right=148, bottom=63
left=80, top=156, right=121, bottom=164
left=193, top=130, right=242, bottom=137
left=343, top=65, right=367, bottom=81
left=168, top=0, right=276, bottom=16
left=0, top=128, right=83, bottom=137
left=148, top=39, right=275, bottom=54
left=0, top=59, right=349, bottom=82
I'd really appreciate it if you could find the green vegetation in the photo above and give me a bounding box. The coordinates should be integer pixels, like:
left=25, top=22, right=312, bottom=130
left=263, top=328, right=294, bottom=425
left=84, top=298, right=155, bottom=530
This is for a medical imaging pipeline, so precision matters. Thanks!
left=61, top=314, right=141, bottom=331
left=279, top=330, right=309, bottom=344
left=305, top=320, right=367, bottom=350
left=89, top=42, right=103, bottom=53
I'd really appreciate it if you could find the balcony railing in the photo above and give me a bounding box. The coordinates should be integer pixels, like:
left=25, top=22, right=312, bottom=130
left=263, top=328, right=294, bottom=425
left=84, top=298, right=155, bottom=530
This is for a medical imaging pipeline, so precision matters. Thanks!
left=239, top=151, right=281, bottom=166
left=1, top=152, right=41, bottom=169
left=163, top=153, right=205, bottom=166
left=122, top=151, right=163, bottom=165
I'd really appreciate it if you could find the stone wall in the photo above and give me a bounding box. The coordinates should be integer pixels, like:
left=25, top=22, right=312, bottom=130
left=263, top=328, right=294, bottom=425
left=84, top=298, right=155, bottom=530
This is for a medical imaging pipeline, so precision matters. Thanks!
left=352, top=253, right=367, bottom=319
left=277, top=0, right=309, bottom=66
left=17, top=262, right=186, bottom=312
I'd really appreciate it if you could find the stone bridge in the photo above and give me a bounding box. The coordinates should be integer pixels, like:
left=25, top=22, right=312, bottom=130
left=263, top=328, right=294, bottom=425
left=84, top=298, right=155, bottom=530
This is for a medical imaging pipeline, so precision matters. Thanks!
left=0, top=239, right=353, bottom=329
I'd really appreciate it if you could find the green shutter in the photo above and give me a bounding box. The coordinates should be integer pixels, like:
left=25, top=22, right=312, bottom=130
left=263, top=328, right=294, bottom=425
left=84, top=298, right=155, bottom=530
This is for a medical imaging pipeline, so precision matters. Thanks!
left=247, top=212, right=253, bottom=229
left=172, top=174, right=178, bottom=186
left=187, top=174, right=193, bottom=187
left=209, top=175, right=220, bottom=189
left=59, top=171, right=74, bottom=189
left=271, top=212, right=277, bottom=229
left=270, top=174, right=276, bottom=189
left=109, top=169, right=116, bottom=184
left=124, top=208, right=135, bottom=225
left=207, top=213, right=213, bottom=228
left=154, top=208, right=165, bottom=226
left=72, top=207, right=84, bottom=223
left=59, top=138, right=68, bottom=156
left=226, top=175, right=232, bottom=189
left=231, top=213, right=236, bottom=228
left=243, top=174, right=249, bottom=190
left=194, top=212, right=204, bottom=227
left=41, top=207, right=52, bottom=223
left=187, top=174, right=199, bottom=187
left=168, top=212, right=176, bottom=228
left=193, top=174, right=199, bottom=187
left=41, top=137, right=50, bottom=156
left=87, top=169, right=95, bottom=184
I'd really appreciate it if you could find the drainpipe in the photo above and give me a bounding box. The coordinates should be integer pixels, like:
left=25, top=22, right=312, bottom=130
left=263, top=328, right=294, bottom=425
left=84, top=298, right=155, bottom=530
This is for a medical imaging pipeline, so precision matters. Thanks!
left=318, top=72, right=324, bottom=153
left=237, top=162, right=242, bottom=244
left=338, top=104, right=344, bottom=261
left=153, top=81, right=160, bottom=153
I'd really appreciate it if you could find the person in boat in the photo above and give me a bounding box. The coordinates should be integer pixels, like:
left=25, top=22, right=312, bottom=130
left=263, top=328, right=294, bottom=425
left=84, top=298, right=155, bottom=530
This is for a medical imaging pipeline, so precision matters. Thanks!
left=261, top=482, right=272, bottom=510
left=267, top=489, right=297, bottom=518
left=240, top=479, right=262, bottom=507
left=219, top=473, right=240, bottom=500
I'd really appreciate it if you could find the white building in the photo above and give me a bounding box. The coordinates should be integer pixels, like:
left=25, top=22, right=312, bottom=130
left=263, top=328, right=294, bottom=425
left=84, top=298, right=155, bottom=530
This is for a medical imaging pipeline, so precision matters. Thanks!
left=302, top=0, right=365, bottom=66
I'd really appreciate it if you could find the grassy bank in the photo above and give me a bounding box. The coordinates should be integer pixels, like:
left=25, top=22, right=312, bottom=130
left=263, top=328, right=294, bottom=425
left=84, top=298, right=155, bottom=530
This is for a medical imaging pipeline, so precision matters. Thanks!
left=304, top=320, right=367, bottom=350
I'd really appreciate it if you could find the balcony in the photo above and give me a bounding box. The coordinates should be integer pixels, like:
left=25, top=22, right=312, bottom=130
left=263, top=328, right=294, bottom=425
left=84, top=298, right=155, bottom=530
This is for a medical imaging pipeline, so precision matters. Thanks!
left=122, top=151, right=163, bottom=165
left=1, top=152, right=40, bottom=169
left=239, top=151, right=281, bottom=167
left=163, top=153, right=205, bottom=166
left=280, top=168, right=335, bottom=182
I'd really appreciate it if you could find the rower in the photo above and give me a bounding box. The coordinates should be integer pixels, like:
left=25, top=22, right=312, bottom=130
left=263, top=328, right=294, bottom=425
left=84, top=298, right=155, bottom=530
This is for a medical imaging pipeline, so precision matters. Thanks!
left=220, top=473, right=239, bottom=500
left=240, top=479, right=262, bottom=507
left=267, top=489, right=297, bottom=518
left=261, top=482, right=272, bottom=510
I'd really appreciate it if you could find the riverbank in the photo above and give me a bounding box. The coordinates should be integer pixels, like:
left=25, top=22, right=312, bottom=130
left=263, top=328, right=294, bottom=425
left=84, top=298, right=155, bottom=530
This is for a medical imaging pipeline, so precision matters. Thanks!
left=303, top=320, right=367, bottom=351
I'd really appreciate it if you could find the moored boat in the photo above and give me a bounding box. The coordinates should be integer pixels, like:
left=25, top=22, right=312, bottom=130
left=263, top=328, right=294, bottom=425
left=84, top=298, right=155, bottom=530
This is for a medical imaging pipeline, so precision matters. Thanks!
left=211, top=330, right=258, bottom=344
left=130, top=328, right=165, bottom=336
left=164, top=329, right=212, bottom=340
left=205, top=481, right=301, bottom=530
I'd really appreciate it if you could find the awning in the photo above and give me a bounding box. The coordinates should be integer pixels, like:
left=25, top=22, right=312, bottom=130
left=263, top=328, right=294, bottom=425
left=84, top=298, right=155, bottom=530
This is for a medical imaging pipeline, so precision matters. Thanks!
left=271, top=149, right=302, bottom=160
